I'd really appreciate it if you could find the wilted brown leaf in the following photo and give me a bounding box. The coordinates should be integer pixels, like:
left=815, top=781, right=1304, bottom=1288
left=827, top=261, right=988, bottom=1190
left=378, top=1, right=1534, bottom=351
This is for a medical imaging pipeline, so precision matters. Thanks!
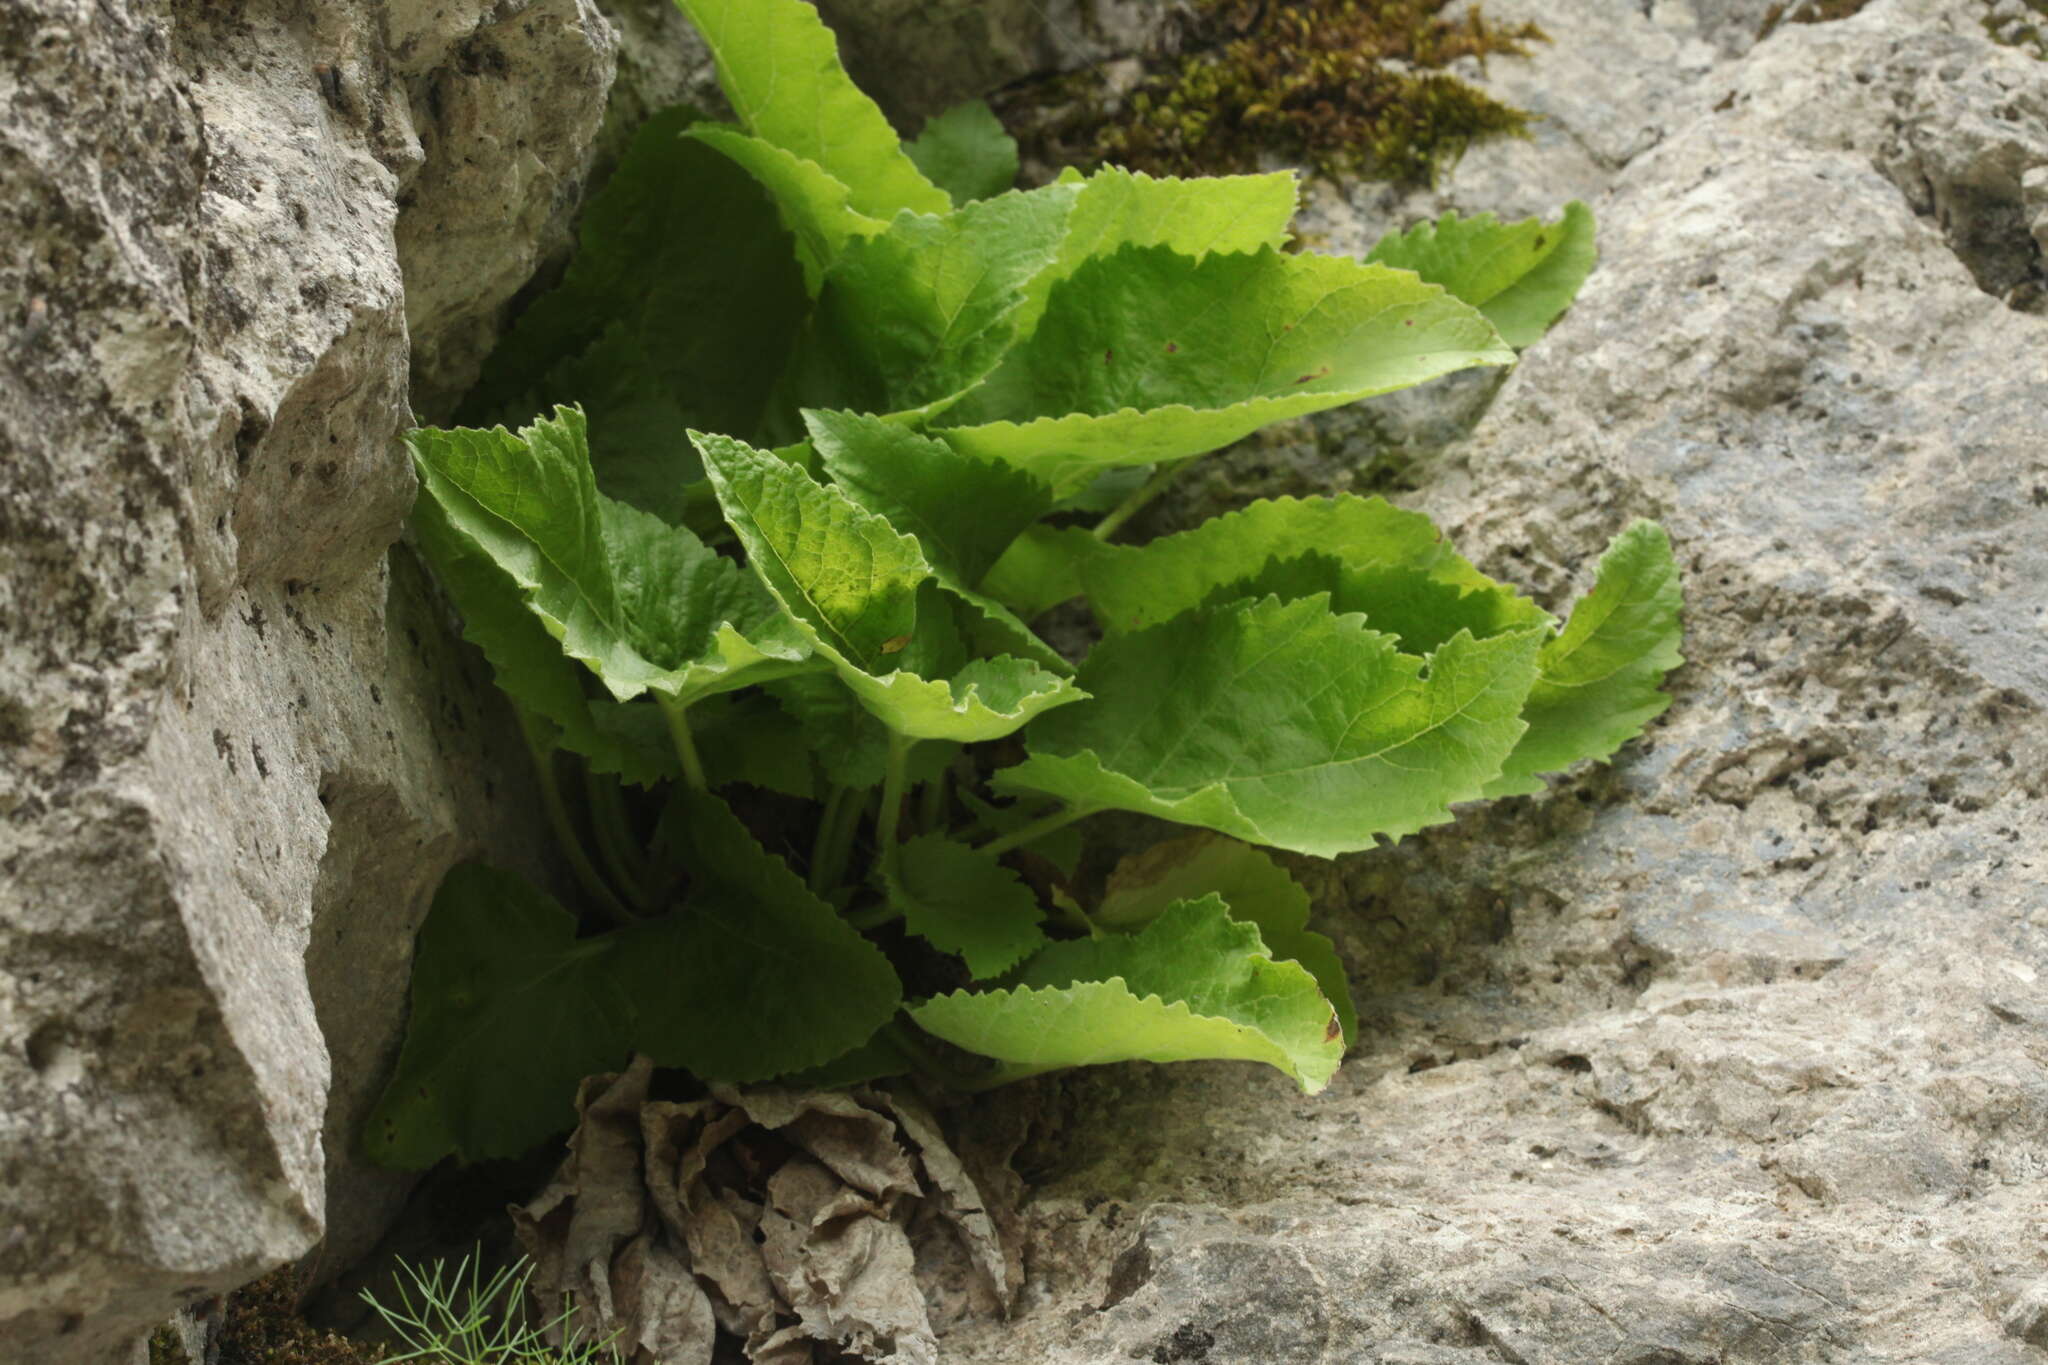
left=515, top=1059, right=1013, bottom=1365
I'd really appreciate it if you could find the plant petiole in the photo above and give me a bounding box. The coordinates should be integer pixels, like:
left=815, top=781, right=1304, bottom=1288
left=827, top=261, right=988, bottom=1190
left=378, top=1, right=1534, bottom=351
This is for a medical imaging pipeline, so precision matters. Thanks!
left=583, top=768, right=650, bottom=909
left=1051, top=890, right=1102, bottom=938
left=816, top=786, right=873, bottom=897
left=875, top=731, right=917, bottom=884
left=1092, top=458, right=1194, bottom=542
left=808, top=785, right=854, bottom=894
left=917, top=761, right=949, bottom=836
left=655, top=692, right=710, bottom=792
left=515, top=707, right=637, bottom=927
left=977, top=804, right=1092, bottom=859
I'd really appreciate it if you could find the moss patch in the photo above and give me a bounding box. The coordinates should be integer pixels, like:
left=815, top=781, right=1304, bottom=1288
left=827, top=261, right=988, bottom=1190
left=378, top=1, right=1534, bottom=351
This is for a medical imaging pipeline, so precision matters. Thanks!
left=149, top=1268, right=381, bottom=1365
left=1980, top=0, right=2048, bottom=56
left=997, top=0, right=1545, bottom=186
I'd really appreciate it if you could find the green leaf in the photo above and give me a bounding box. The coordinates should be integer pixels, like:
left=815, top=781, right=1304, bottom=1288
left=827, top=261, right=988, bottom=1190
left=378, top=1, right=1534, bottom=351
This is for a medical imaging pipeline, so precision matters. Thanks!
left=980, top=524, right=1104, bottom=617
left=910, top=896, right=1343, bottom=1093
left=362, top=865, right=633, bottom=1168
left=457, top=111, right=808, bottom=518
left=627, top=789, right=900, bottom=1082
left=804, top=409, right=1066, bottom=672
left=846, top=652, right=1082, bottom=747
left=1485, top=520, right=1684, bottom=797
left=1196, top=556, right=1541, bottom=659
left=1365, top=200, right=1596, bottom=349
left=696, top=431, right=1085, bottom=742
left=774, top=1030, right=915, bottom=1088
left=997, top=596, right=1546, bottom=856
left=409, top=410, right=814, bottom=711
left=786, top=184, right=1080, bottom=419
left=688, top=691, right=818, bottom=799
left=890, top=834, right=1049, bottom=979
left=806, top=409, right=1052, bottom=588
left=1060, top=165, right=1297, bottom=263
left=527, top=325, right=708, bottom=523
left=686, top=124, right=884, bottom=294
left=410, top=479, right=663, bottom=783
left=904, top=99, right=1019, bottom=206
left=939, top=247, right=1514, bottom=491
left=1080, top=494, right=1551, bottom=646
left=585, top=700, right=687, bottom=787
left=1099, top=833, right=1355, bottom=1046
left=764, top=672, right=893, bottom=790
left=603, top=498, right=817, bottom=699
left=957, top=791, right=1086, bottom=880
left=675, top=0, right=950, bottom=221
left=1010, top=166, right=1299, bottom=337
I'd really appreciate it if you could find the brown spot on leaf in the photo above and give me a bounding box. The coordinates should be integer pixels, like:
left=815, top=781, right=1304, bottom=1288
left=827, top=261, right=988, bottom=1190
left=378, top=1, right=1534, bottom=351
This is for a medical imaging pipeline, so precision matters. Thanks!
left=881, top=634, right=911, bottom=655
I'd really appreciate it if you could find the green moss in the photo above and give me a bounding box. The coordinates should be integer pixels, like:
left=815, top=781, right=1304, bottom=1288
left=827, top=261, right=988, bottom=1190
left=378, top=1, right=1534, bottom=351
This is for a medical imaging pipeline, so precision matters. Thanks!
left=147, top=1325, right=192, bottom=1365
left=1979, top=0, right=2048, bottom=56
left=999, top=0, right=1546, bottom=186
left=217, top=1268, right=382, bottom=1365
left=148, top=1269, right=382, bottom=1365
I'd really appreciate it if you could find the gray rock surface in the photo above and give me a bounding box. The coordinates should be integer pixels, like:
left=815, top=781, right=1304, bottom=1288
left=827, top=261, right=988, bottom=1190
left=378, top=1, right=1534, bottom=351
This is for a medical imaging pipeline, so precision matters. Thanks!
left=812, top=0, right=1192, bottom=129
left=594, top=0, right=1186, bottom=157
left=0, top=0, right=606, bottom=1360
left=938, top=0, right=2048, bottom=1360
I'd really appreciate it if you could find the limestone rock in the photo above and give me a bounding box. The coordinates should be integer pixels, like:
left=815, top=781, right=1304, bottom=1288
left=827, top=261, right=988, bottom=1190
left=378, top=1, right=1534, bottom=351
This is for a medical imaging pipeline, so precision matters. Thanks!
left=938, top=0, right=2048, bottom=1360
left=589, top=0, right=724, bottom=181
left=394, top=0, right=619, bottom=414
left=0, top=0, right=609, bottom=1360
left=594, top=0, right=1186, bottom=153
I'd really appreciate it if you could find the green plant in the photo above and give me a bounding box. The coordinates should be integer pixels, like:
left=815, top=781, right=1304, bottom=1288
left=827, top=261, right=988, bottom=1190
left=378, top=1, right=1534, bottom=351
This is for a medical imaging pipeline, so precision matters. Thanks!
left=361, top=1255, right=619, bottom=1365
left=365, top=0, right=1680, bottom=1169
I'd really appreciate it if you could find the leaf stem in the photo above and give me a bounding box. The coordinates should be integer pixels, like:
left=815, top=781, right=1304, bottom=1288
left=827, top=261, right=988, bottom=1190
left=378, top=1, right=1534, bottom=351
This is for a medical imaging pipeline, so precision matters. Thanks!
left=582, top=768, right=649, bottom=909
left=515, top=708, right=636, bottom=927
left=917, top=761, right=949, bottom=836
left=1052, top=892, right=1101, bottom=938
left=1092, top=458, right=1194, bottom=543
left=817, top=788, right=874, bottom=899
left=875, top=731, right=916, bottom=884
left=977, top=804, right=1091, bottom=859
left=656, top=693, right=710, bottom=792
left=808, top=785, right=854, bottom=894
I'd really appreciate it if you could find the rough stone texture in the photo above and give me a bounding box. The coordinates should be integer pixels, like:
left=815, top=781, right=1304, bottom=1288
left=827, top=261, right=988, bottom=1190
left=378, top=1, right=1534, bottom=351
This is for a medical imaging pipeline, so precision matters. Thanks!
left=813, top=0, right=1193, bottom=129
left=0, top=1, right=608, bottom=1361
left=938, top=0, right=2048, bottom=1360
left=593, top=0, right=1186, bottom=155
left=589, top=0, right=723, bottom=180
left=394, top=0, right=621, bottom=415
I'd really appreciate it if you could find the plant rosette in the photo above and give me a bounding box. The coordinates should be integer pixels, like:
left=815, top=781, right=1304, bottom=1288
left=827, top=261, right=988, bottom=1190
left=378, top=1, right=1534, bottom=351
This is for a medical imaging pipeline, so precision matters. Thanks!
left=366, top=0, right=1680, bottom=1170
